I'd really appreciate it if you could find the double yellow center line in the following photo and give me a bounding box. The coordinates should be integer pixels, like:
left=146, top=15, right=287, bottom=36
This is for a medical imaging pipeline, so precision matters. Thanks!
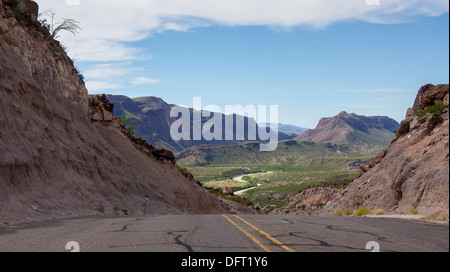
left=222, top=214, right=295, bottom=252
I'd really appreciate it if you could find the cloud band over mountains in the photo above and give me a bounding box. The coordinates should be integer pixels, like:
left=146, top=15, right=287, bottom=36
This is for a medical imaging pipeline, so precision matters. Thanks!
left=38, top=0, right=449, bottom=62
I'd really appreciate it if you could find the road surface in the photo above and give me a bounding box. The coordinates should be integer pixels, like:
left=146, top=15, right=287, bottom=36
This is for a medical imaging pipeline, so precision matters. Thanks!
left=0, top=214, right=448, bottom=252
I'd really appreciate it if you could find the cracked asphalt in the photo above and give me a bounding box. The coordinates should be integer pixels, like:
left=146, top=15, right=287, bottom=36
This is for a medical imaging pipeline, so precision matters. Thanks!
left=0, top=215, right=448, bottom=252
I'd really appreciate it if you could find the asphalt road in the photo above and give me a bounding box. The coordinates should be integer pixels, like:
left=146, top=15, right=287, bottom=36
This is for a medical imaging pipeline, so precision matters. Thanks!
left=0, top=214, right=448, bottom=252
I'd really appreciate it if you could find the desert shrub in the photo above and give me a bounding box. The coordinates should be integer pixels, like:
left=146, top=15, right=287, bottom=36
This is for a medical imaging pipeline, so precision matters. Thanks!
left=176, top=164, right=189, bottom=173
left=371, top=209, right=385, bottom=215
left=113, top=206, right=122, bottom=215
left=118, top=115, right=139, bottom=134
left=410, top=208, right=419, bottom=215
left=420, top=211, right=447, bottom=221
left=330, top=208, right=354, bottom=216
left=38, top=9, right=81, bottom=40
left=417, top=102, right=448, bottom=119
left=428, top=114, right=443, bottom=131
left=75, top=67, right=84, bottom=82
left=13, top=0, right=29, bottom=20
left=356, top=207, right=371, bottom=216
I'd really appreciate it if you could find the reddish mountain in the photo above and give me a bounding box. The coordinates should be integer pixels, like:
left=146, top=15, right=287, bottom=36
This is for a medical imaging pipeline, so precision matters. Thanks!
left=295, top=111, right=399, bottom=153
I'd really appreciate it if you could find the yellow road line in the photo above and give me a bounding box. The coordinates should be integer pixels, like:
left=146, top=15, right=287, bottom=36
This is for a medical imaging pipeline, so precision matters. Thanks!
left=233, top=215, right=295, bottom=252
left=222, top=215, right=271, bottom=252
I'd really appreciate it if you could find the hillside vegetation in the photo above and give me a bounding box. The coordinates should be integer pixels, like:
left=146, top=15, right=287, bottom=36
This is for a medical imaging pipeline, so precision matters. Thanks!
left=176, top=140, right=363, bottom=166
left=178, top=140, right=370, bottom=212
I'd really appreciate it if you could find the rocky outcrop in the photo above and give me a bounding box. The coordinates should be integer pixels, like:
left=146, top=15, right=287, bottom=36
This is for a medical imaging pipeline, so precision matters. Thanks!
left=153, top=148, right=176, bottom=165
left=223, top=187, right=235, bottom=196
left=0, top=0, right=226, bottom=224
left=323, top=84, right=449, bottom=221
left=88, top=94, right=114, bottom=122
left=413, top=84, right=449, bottom=111
left=360, top=149, right=388, bottom=173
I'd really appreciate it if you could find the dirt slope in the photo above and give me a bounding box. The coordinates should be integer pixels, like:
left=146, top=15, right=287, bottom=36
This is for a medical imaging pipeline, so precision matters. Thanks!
left=0, top=0, right=226, bottom=224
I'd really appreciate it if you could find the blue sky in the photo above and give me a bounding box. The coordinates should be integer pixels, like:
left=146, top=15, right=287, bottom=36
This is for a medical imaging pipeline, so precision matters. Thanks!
left=38, top=0, right=449, bottom=128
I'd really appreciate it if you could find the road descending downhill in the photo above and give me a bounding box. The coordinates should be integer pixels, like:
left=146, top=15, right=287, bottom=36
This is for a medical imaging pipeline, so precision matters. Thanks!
left=0, top=215, right=447, bottom=252
left=233, top=172, right=271, bottom=195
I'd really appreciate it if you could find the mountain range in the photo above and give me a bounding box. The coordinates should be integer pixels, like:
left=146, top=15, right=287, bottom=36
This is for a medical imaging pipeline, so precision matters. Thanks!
left=176, top=111, right=399, bottom=166
left=106, top=95, right=297, bottom=153
left=107, top=95, right=399, bottom=155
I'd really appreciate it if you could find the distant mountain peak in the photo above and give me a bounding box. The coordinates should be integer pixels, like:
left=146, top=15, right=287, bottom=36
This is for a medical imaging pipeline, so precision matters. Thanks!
left=295, top=112, right=399, bottom=154
left=337, top=111, right=349, bottom=117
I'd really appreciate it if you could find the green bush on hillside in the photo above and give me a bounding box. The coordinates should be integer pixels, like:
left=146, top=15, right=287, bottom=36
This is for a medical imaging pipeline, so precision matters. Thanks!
left=428, top=114, right=443, bottom=131
left=113, top=206, right=122, bottom=215
left=356, top=207, right=371, bottom=216
left=417, top=102, right=448, bottom=119
left=13, top=0, right=29, bottom=20
left=118, top=115, right=139, bottom=134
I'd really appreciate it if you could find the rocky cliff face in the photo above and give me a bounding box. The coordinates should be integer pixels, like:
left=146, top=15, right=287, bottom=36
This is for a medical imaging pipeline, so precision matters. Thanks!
left=0, top=0, right=227, bottom=224
left=322, top=84, right=449, bottom=221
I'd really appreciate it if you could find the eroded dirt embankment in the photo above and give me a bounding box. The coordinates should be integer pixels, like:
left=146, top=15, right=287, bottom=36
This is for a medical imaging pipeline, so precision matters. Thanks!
left=0, top=0, right=227, bottom=224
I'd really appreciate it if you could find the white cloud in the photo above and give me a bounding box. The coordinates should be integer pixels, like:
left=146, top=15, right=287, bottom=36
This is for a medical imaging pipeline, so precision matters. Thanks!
left=84, top=63, right=132, bottom=80
left=36, top=0, right=449, bottom=62
left=81, top=63, right=162, bottom=92
left=62, top=38, right=148, bottom=62
left=34, top=1, right=448, bottom=95
left=131, top=77, right=162, bottom=85
left=85, top=80, right=123, bottom=91
left=325, top=88, right=418, bottom=94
